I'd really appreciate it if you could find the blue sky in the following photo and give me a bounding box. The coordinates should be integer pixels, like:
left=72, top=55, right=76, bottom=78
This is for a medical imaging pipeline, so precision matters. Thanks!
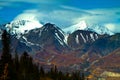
left=0, top=0, right=120, bottom=32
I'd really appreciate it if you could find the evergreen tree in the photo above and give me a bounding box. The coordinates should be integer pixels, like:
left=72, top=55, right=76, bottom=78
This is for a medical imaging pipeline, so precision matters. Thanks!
left=19, top=51, right=39, bottom=80
left=58, top=71, right=64, bottom=80
left=19, top=52, right=30, bottom=80
left=1, top=30, right=11, bottom=63
left=81, top=72, right=85, bottom=80
left=14, top=51, right=19, bottom=70
left=40, top=66, right=45, bottom=77
left=0, top=30, right=16, bottom=80
left=13, top=51, right=19, bottom=80
left=48, top=65, right=59, bottom=80
left=32, top=64, right=40, bottom=80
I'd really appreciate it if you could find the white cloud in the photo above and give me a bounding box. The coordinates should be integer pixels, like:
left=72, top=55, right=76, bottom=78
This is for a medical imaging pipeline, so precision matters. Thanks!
left=14, top=9, right=84, bottom=27
left=7, top=11, right=42, bottom=33
left=61, top=5, right=84, bottom=11
left=105, top=23, right=120, bottom=33
left=13, top=5, right=120, bottom=32
left=1, top=0, right=120, bottom=33
left=71, top=8, right=120, bottom=33
left=73, top=8, right=120, bottom=24
left=14, top=9, right=45, bottom=21
left=14, top=13, right=37, bottom=21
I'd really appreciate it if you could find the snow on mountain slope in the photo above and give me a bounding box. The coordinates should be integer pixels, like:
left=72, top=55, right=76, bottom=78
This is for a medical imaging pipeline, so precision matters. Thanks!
left=5, top=20, right=42, bottom=34
left=63, top=20, right=114, bottom=35
left=87, top=24, right=114, bottom=35
left=22, top=23, right=68, bottom=47
left=63, top=20, right=87, bottom=33
left=5, top=13, right=43, bottom=34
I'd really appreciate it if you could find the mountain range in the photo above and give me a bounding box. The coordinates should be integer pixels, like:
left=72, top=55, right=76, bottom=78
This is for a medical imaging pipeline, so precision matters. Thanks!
left=0, top=19, right=120, bottom=76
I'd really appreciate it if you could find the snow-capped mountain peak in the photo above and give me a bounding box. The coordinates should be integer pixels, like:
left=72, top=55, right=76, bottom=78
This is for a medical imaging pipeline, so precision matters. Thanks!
left=73, top=20, right=87, bottom=30
left=63, top=20, right=87, bottom=33
left=63, top=20, right=114, bottom=35
left=86, top=24, right=114, bottom=35
left=5, top=19, right=43, bottom=35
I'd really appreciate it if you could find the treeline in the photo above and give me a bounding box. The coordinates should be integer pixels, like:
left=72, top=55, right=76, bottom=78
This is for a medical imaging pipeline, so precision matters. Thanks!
left=0, top=30, right=85, bottom=80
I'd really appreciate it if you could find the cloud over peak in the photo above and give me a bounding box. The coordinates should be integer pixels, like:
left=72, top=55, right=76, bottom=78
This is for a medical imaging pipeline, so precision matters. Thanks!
left=0, top=0, right=120, bottom=32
